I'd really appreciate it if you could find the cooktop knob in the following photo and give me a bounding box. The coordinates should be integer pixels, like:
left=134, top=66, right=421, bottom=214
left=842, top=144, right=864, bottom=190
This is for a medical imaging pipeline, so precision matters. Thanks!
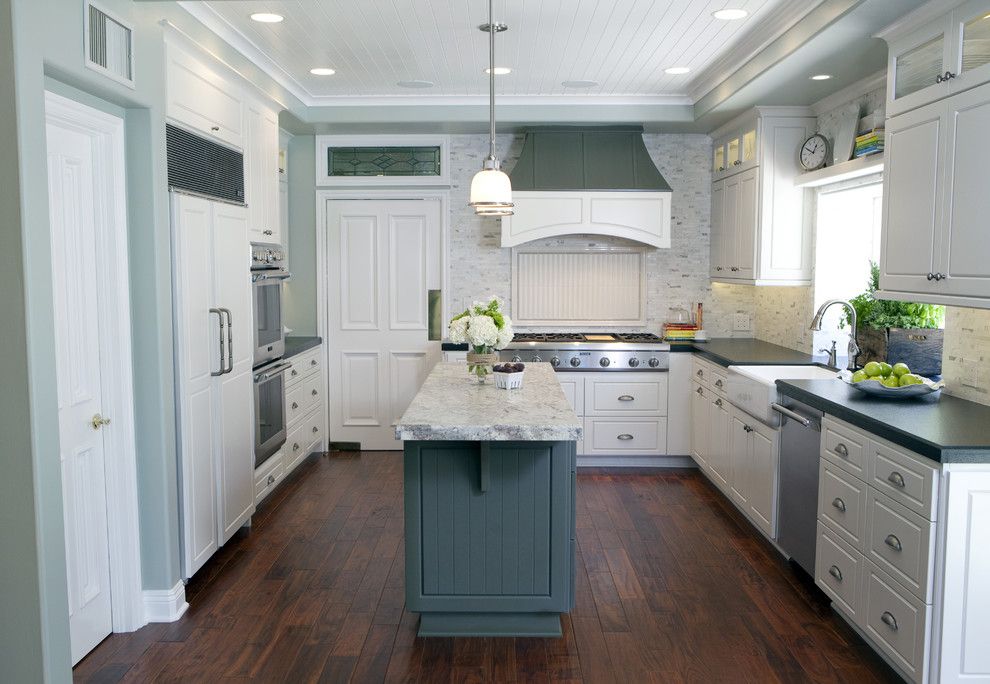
left=648, top=357, right=660, bottom=368
left=569, top=357, right=581, bottom=367
left=628, top=357, right=640, bottom=367
left=532, top=355, right=543, bottom=363
left=550, top=356, right=560, bottom=368
left=599, top=357, right=611, bottom=367
left=511, top=355, right=522, bottom=363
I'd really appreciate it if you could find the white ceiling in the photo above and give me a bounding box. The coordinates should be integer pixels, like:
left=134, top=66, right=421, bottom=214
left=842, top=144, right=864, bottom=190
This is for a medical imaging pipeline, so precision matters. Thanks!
left=191, top=0, right=796, bottom=102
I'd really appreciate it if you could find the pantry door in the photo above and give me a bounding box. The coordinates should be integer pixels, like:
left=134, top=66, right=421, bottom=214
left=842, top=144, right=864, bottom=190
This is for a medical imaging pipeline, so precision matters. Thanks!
left=326, top=199, right=442, bottom=450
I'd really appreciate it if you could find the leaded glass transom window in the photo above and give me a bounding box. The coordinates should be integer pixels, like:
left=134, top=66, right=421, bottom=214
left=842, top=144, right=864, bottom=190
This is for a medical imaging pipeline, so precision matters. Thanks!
left=327, top=146, right=442, bottom=177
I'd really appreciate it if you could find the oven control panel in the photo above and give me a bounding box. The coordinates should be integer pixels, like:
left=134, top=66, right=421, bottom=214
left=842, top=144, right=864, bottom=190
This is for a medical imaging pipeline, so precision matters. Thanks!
left=251, top=242, right=286, bottom=270
left=499, top=349, right=669, bottom=371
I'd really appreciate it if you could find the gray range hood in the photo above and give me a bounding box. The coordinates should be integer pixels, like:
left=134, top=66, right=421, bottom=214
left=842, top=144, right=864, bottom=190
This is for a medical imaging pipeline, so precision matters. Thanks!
left=509, top=126, right=671, bottom=192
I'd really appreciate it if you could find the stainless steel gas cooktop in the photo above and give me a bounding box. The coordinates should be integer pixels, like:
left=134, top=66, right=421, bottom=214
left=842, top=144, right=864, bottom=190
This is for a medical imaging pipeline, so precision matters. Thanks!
left=500, top=332, right=670, bottom=371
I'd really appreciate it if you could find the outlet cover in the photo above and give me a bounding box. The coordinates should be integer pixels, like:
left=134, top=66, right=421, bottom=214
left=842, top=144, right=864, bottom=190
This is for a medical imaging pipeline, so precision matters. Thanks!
left=733, top=313, right=752, bottom=331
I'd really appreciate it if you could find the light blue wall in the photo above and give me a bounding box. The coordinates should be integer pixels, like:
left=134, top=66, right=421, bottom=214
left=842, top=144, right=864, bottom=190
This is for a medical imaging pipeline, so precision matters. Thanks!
left=285, top=134, right=317, bottom=335
left=1, top=1, right=303, bottom=679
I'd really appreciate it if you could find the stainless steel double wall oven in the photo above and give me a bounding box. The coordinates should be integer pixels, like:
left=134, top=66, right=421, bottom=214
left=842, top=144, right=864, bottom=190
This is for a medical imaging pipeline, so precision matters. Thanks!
left=251, top=242, right=290, bottom=467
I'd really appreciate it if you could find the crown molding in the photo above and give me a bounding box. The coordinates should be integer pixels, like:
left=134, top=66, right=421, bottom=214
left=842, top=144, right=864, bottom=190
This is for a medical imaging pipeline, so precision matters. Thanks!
left=688, top=0, right=826, bottom=103
left=810, top=69, right=887, bottom=115
left=874, top=0, right=962, bottom=40
left=303, top=94, right=693, bottom=108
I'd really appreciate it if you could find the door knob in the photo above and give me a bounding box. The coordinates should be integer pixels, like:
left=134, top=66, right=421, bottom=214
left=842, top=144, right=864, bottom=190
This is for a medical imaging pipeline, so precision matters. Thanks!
left=91, top=413, right=111, bottom=430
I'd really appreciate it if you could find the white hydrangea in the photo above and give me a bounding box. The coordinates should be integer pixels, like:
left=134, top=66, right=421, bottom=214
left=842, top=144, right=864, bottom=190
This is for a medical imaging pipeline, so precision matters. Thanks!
left=448, top=316, right=468, bottom=343
left=496, top=315, right=514, bottom=349
left=466, top=315, right=499, bottom=348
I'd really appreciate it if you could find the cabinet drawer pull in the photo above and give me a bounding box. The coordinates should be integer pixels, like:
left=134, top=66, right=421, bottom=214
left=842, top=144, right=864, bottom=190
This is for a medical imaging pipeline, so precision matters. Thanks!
left=887, top=471, right=906, bottom=488
left=312, top=389, right=318, bottom=397
left=617, top=434, right=634, bottom=441
left=828, top=565, right=843, bottom=582
left=696, top=386, right=704, bottom=395
left=291, top=369, right=298, bottom=377
left=714, top=398, right=723, bottom=408
left=210, top=125, right=220, bottom=132
left=267, top=474, right=275, bottom=485
left=927, top=272, right=935, bottom=281
left=263, top=229, right=273, bottom=236
left=743, top=425, right=753, bottom=433
left=312, top=426, right=319, bottom=433
left=832, top=497, right=846, bottom=512
left=714, top=379, right=724, bottom=388
left=293, top=442, right=300, bottom=451
left=880, top=611, right=898, bottom=631
left=935, top=71, right=956, bottom=83
left=833, top=443, right=849, bottom=458
left=311, top=359, right=318, bottom=366
left=291, top=402, right=299, bottom=410
left=884, top=534, right=903, bottom=552
left=696, top=369, right=704, bottom=377
left=716, top=266, right=723, bottom=272
left=730, top=267, right=739, bottom=272
left=618, top=395, right=635, bottom=402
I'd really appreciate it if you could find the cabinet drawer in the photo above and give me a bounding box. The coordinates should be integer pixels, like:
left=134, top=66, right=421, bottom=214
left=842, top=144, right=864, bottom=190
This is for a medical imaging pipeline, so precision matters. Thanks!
left=586, top=377, right=667, bottom=415
left=692, top=357, right=725, bottom=392
left=286, top=407, right=324, bottom=467
left=869, top=442, right=939, bottom=521
left=286, top=369, right=323, bottom=427
left=584, top=417, right=667, bottom=456
left=862, top=561, right=931, bottom=683
left=818, top=458, right=869, bottom=552
left=815, top=522, right=864, bottom=623
left=867, top=490, right=935, bottom=603
left=821, top=418, right=867, bottom=480
left=286, top=348, right=323, bottom=388
left=255, top=451, right=284, bottom=504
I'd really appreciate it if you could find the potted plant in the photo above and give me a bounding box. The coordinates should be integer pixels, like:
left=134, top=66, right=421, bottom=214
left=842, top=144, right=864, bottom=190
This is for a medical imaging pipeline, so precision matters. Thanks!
left=448, top=297, right=515, bottom=383
left=842, top=262, right=945, bottom=375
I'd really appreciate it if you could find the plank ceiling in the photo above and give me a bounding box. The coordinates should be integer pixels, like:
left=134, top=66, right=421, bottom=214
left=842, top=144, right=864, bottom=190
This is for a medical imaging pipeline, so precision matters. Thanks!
left=198, top=0, right=787, bottom=99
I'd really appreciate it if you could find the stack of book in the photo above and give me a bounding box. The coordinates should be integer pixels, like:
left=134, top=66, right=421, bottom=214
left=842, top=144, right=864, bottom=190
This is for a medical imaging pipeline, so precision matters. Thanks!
left=662, top=303, right=704, bottom=341
left=853, top=128, right=884, bottom=158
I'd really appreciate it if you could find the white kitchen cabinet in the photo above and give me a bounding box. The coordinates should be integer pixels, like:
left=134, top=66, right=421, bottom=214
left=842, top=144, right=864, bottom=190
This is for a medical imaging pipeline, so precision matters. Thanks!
left=881, top=0, right=990, bottom=117
left=165, top=41, right=243, bottom=149
left=171, top=193, right=255, bottom=578
left=500, top=191, right=672, bottom=249
left=728, top=406, right=778, bottom=538
left=709, top=108, right=815, bottom=286
left=707, top=394, right=732, bottom=490
left=245, top=101, right=281, bottom=244
left=880, top=79, right=990, bottom=306
left=712, top=120, right=758, bottom=180
left=691, top=384, right=710, bottom=469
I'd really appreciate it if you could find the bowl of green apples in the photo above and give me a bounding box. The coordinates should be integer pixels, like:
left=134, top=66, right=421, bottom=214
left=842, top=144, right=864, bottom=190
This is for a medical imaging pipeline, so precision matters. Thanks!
left=839, top=362, right=944, bottom=398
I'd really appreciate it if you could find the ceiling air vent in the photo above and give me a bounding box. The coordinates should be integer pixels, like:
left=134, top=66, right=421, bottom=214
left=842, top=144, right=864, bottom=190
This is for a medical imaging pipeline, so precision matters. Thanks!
left=85, top=3, right=134, bottom=87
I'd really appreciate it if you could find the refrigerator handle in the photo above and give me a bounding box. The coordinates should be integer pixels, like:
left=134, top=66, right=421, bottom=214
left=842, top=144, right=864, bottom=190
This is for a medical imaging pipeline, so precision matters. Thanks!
left=220, top=308, right=234, bottom=374
left=209, top=308, right=226, bottom=376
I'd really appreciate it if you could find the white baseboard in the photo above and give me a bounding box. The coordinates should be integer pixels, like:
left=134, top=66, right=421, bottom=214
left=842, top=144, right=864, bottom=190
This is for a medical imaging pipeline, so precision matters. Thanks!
left=144, top=581, right=188, bottom=623
left=577, top=455, right=697, bottom=468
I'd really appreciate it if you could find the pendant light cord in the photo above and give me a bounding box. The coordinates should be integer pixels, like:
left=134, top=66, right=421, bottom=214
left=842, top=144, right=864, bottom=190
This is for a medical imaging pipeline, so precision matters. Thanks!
left=488, top=0, right=496, bottom=161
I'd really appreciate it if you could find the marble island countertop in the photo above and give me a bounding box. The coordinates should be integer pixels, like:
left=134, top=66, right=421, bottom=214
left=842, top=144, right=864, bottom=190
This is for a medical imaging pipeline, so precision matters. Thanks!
left=395, top=362, right=582, bottom=442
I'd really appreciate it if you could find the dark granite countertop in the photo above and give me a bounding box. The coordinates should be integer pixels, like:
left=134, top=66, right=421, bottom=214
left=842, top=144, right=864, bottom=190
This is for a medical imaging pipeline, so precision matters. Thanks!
left=777, top=379, right=990, bottom=464
left=284, top=336, right=322, bottom=359
left=673, top=338, right=820, bottom=368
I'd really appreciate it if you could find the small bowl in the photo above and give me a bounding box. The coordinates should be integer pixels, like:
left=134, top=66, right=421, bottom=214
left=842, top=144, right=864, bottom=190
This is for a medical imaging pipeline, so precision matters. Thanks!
left=494, top=370, right=524, bottom=390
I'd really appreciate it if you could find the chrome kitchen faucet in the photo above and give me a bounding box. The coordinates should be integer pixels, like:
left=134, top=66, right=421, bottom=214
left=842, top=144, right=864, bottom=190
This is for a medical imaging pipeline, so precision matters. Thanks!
left=810, top=299, right=860, bottom=371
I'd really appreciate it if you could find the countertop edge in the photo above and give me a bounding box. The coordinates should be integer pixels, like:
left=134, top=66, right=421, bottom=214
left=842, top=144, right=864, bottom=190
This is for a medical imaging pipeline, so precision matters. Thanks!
left=284, top=336, right=323, bottom=359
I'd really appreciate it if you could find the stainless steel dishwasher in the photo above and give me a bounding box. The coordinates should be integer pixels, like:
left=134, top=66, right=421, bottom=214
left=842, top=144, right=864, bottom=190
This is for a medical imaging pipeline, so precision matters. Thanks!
left=772, top=397, right=823, bottom=577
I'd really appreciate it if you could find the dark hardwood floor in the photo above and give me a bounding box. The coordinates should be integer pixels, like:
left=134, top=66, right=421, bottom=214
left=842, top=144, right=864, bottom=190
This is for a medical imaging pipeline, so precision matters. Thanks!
left=74, top=451, right=900, bottom=683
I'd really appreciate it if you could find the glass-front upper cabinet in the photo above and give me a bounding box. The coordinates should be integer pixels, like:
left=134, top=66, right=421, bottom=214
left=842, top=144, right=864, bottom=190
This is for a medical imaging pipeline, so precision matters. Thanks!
left=884, top=0, right=990, bottom=116
left=713, top=144, right=725, bottom=174
left=741, top=128, right=758, bottom=165
left=726, top=137, right=741, bottom=168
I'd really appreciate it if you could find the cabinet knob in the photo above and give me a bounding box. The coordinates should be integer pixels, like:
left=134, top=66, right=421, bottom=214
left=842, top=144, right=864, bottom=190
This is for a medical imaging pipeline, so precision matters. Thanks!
left=927, top=272, right=935, bottom=281
left=312, top=389, right=318, bottom=396
left=936, top=71, right=956, bottom=83
left=210, top=126, right=220, bottom=132
left=293, top=442, right=300, bottom=451
left=263, top=229, right=273, bottom=236
left=696, top=386, right=704, bottom=395
left=267, top=474, right=275, bottom=485
left=312, top=426, right=319, bottom=433
left=714, top=379, right=723, bottom=388
left=743, top=425, right=753, bottom=433
left=733, top=160, right=741, bottom=166
left=311, top=359, right=318, bottom=366
left=828, top=565, right=843, bottom=582
left=730, top=267, right=739, bottom=272
left=291, top=369, right=298, bottom=377
left=716, top=266, right=723, bottom=272
left=696, top=369, right=704, bottom=377
left=714, top=398, right=723, bottom=408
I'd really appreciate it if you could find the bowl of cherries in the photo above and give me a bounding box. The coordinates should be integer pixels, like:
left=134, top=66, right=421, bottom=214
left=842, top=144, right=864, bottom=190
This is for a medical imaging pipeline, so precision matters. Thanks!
left=492, top=362, right=525, bottom=390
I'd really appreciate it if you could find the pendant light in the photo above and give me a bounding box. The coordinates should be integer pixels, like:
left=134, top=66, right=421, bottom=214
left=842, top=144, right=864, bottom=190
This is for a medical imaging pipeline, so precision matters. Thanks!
left=469, top=0, right=513, bottom=216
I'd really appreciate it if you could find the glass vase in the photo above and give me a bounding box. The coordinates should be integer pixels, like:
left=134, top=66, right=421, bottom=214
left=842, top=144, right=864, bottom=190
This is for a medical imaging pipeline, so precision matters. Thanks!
left=466, top=348, right=498, bottom=384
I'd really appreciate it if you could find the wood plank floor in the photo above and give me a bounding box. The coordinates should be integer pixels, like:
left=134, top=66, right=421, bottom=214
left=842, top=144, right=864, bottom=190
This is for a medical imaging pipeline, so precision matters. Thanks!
left=74, top=451, right=900, bottom=683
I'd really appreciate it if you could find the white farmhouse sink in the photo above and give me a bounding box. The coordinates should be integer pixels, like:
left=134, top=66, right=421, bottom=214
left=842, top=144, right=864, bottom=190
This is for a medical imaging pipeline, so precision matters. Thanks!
left=726, top=365, right=839, bottom=426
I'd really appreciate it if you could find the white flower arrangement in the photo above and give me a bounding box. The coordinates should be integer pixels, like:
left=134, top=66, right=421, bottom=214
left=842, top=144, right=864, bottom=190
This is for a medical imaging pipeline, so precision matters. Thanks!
left=448, top=296, right=514, bottom=381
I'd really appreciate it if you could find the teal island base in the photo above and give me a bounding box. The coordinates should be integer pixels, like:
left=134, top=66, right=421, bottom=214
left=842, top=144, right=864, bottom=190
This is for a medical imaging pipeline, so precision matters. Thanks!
left=403, top=440, right=577, bottom=638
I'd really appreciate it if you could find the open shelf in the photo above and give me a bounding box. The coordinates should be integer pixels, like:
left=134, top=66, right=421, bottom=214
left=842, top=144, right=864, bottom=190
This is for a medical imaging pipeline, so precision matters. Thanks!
left=795, top=154, right=884, bottom=188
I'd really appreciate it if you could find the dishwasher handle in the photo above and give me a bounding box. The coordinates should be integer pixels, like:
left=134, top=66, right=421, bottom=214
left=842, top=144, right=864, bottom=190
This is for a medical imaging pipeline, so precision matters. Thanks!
left=771, top=402, right=814, bottom=429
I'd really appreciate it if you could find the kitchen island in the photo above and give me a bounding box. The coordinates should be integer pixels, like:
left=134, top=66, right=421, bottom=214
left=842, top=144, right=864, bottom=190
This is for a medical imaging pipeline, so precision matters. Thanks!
left=395, top=362, right=582, bottom=637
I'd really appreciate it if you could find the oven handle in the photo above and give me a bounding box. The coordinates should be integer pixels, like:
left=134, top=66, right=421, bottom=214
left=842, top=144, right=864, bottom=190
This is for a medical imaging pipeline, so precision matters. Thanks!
left=220, top=308, right=234, bottom=374
left=252, top=271, right=292, bottom=282
left=210, top=308, right=226, bottom=376
left=255, top=361, right=292, bottom=382
left=771, top=402, right=812, bottom=428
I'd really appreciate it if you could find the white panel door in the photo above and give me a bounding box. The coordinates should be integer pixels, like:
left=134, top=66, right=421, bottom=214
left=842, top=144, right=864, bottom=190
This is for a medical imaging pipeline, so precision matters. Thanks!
left=690, top=385, right=709, bottom=466
left=728, top=411, right=751, bottom=507
left=709, top=180, right=725, bottom=276
left=941, top=83, right=990, bottom=298
left=327, top=199, right=442, bottom=450
left=880, top=100, right=947, bottom=295
left=171, top=194, right=219, bottom=578
left=707, top=397, right=731, bottom=489
left=747, top=422, right=777, bottom=538
left=47, top=115, right=113, bottom=665
left=211, top=203, right=255, bottom=542
left=734, top=168, right=758, bottom=279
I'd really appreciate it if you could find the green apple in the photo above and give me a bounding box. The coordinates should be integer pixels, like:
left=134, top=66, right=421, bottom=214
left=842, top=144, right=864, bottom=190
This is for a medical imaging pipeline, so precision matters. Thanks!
left=899, top=373, right=924, bottom=386
left=892, top=362, right=911, bottom=377
left=881, top=375, right=901, bottom=388
left=851, top=370, right=869, bottom=383
left=879, top=362, right=893, bottom=377
left=864, top=361, right=883, bottom=377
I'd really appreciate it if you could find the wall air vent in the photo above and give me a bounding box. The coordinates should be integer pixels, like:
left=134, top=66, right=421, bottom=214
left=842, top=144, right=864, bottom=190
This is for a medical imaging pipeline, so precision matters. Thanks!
left=85, top=3, right=135, bottom=87
left=166, top=124, right=245, bottom=204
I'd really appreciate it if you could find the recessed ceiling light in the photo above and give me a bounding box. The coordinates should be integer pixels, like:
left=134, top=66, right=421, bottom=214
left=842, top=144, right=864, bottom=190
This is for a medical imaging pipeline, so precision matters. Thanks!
left=810, top=74, right=833, bottom=80
left=310, top=67, right=336, bottom=76
left=665, top=67, right=691, bottom=75
left=561, top=79, right=598, bottom=88
left=250, top=12, right=283, bottom=23
left=397, top=80, right=435, bottom=88
left=712, top=8, right=749, bottom=20
left=485, top=67, right=512, bottom=75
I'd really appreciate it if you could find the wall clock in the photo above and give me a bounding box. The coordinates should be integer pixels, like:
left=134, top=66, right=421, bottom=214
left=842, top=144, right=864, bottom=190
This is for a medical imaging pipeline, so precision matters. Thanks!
left=800, top=133, right=830, bottom=171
